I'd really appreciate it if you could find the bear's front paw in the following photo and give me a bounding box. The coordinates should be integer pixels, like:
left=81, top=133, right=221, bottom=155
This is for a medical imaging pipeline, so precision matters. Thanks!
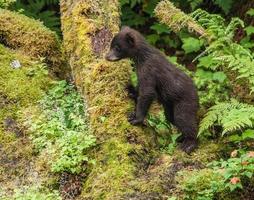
left=127, top=112, right=136, bottom=121
left=129, top=118, right=143, bottom=125
left=180, top=138, right=198, bottom=154
left=127, top=112, right=143, bottom=126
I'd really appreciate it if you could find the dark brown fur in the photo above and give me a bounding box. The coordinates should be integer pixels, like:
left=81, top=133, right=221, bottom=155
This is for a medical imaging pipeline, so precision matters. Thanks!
left=105, top=26, right=199, bottom=154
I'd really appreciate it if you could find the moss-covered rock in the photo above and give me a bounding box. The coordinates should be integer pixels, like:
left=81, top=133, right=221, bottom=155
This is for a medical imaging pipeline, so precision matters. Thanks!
left=0, top=9, right=67, bottom=76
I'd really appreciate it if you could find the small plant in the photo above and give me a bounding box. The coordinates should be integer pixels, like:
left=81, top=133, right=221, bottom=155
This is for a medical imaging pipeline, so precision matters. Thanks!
left=194, top=56, right=230, bottom=106
left=50, top=131, right=96, bottom=173
left=228, top=129, right=254, bottom=143
left=147, top=111, right=171, bottom=134
left=147, top=111, right=181, bottom=154
left=191, top=9, right=254, bottom=93
left=210, top=150, right=254, bottom=191
left=178, top=151, right=254, bottom=199
left=177, top=169, right=224, bottom=200
left=27, top=80, right=96, bottom=173
left=2, top=186, right=61, bottom=200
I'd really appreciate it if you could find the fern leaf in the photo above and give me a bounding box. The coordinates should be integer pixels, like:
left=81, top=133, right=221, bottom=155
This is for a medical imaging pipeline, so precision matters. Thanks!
left=199, top=100, right=254, bottom=136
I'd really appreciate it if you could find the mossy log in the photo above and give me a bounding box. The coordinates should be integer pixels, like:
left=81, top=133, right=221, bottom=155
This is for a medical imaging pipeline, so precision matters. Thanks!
left=0, top=9, right=66, bottom=76
left=154, top=0, right=212, bottom=41
left=60, top=0, right=161, bottom=199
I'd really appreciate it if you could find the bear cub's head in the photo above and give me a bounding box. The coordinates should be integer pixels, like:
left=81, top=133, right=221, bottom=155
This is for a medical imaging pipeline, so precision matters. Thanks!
left=105, top=26, right=144, bottom=61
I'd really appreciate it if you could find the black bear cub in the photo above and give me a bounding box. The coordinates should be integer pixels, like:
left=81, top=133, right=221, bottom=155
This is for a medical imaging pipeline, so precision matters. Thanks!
left=105, top=26, right=199, bottom=154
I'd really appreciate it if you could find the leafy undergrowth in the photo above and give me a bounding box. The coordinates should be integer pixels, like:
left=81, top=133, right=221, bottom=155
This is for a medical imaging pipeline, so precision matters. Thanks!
left=0, top=44, right=95, bottom=199
left=25, top=80, right=96, bottom=174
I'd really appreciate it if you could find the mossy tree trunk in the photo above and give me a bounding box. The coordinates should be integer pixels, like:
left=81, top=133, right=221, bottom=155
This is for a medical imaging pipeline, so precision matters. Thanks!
left=60, top=0, right=160, bottom=199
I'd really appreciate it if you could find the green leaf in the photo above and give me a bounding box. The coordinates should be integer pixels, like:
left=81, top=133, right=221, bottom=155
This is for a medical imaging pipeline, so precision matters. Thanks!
left=242, top=129, right=254, bottom=140
left=198, top=56, right=214, bottom=69
left=189, top=0, right=203, bottom=10
left=120, top=0, right=129, bottom=6
left=130, top=0, right=140, bottom=8
left=171, top=133, right=181, bottom=143
left=244, top=171, right=253, bottom=178
left=245, top=26, right=254, bottom=36
left=130, top=71, right=138, bottom=87
left=146, top=34, right=160, bottom=45
left=143, top=0, right=160, bottom=15
left=195, top=69, right=213, bottom=80
left=246, top=8, right=254, bottom=16
left=212, top=72, right=227, bottom=83
left=182, top=37, right=203, bottom=54
left=121, top=7, right=146, bottom=26
left=167, top=56, right=177, bottom=64
left=158, top=137, right=166, bottom=146
left=213, top=0, right=233, bottom=14
left=150, top=23, right=171, bottom=34
left=100, top=116, right=107, bottom=122
left=168, top=197, right=177, bottom=200
left=228, top=134, right=242, bottom=142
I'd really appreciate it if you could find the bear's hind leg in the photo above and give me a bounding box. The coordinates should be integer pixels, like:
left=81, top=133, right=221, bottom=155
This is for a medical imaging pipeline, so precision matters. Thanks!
left=173, top=102, right=198, bottom=154
left=163, top=104, right=174, bottom=124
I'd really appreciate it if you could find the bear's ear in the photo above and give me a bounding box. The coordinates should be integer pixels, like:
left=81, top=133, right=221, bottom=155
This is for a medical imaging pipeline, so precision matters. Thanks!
left=125, top=32, right=135, bottom=47
left=121, top=26, right=130, bottom=31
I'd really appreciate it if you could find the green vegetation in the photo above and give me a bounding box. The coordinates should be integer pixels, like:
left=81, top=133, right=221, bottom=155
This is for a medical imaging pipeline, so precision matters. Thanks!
left=210, top=151, right=254, bottom=191
left=27, top=81, right=96, bottom=174
left=12, top=0, right=61, bottom=35
left=199, top=100, right=254, bottom=136
left=0, top=44, right=57, bottom=199
left=2, top=186, right=61, bottom=200
left=177, top=169, right=225, bottom=200
left=1, top=0, right=254, bottom=199
left=0, top=8, right=64, bottom=75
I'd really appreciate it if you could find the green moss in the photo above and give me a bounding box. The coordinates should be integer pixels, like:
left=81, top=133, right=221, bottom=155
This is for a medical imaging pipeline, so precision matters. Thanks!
left=0, top=9, right=66, bottom=75
left=0, top=44, right=55, bottom=195
left=154, top=0, right=211, bottom=40
left=0, top=44, right=51, bottom=109
left=81, top=139, right=136, bottom=199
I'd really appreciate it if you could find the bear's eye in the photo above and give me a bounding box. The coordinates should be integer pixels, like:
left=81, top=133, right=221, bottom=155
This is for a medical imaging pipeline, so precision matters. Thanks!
left=115, top=45, right=121, bottom=52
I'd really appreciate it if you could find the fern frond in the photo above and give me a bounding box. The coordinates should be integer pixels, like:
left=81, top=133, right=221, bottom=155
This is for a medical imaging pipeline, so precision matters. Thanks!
left=199, top=100, right=254, bottom=136
left=190, top=9, right=254, bottom=92
left=225, top=18, right=244, bottom=36
left=44, top=0, right=58, bottom=5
